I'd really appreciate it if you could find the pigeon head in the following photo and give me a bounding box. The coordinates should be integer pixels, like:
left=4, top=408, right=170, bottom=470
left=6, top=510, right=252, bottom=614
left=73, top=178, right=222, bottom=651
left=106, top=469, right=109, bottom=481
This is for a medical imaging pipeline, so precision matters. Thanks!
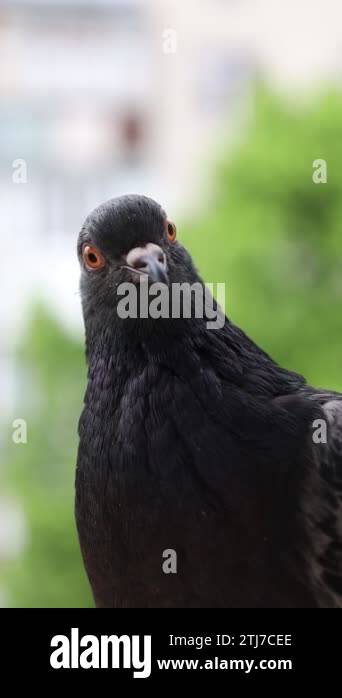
left=77, top=195, right=203, bottom=343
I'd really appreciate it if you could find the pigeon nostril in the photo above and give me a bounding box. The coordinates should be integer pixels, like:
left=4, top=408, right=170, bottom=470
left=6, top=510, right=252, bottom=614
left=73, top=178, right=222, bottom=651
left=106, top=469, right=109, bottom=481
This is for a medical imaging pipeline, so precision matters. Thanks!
left=133, top=256, right=149, bottom=271
left=132, top=252, right=165, bottom=272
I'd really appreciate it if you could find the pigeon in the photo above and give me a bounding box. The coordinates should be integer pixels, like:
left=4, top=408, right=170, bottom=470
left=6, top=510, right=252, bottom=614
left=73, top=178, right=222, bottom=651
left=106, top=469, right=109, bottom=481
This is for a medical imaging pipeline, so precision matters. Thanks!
left=75, top=194, right=342, bottom=608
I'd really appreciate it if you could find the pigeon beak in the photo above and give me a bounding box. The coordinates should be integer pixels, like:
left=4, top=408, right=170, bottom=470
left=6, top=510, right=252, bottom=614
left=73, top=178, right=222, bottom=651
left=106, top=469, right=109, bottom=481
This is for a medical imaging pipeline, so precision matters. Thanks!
left=123, top=243, right=168, bottom=284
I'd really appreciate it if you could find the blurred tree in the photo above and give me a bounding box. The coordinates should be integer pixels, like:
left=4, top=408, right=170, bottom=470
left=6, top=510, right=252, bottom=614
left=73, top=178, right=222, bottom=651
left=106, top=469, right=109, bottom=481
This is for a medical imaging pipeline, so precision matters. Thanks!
left=183, top=87, right=342, bottom=390
left=1, top=305, right=93, bottom=607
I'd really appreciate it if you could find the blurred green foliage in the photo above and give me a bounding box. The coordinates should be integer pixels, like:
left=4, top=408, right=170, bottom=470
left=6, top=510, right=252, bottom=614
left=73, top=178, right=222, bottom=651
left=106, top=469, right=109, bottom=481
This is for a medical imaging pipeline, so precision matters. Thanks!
left=2, top=306, right=93, bottom=607
left=1, top=87, right=342, bottom=606
left=183, top=88, right=342, bottom=389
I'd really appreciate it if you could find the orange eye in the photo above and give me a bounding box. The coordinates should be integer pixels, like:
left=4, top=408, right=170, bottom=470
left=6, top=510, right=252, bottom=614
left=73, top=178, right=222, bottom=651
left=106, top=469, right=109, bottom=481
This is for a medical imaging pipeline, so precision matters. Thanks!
left=167, top=220, right=177, bottom=243
left=82, top=245, right=106, bottom=270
